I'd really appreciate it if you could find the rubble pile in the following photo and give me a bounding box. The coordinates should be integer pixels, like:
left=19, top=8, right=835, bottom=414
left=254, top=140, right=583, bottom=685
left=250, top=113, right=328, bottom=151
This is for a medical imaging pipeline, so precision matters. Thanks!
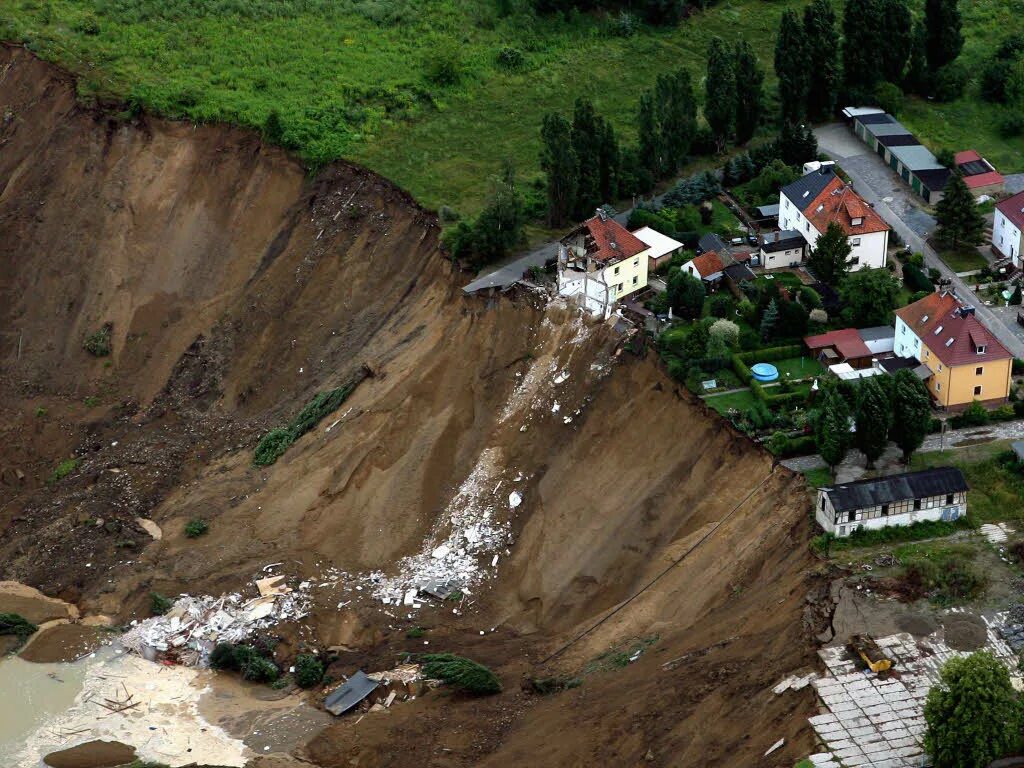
left=121, top=574, right=310, bottom=666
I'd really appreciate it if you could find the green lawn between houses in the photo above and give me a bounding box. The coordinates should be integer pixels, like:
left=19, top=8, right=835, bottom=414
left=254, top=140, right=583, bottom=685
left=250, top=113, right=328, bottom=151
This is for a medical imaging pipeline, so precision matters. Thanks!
left=935, top=248, right=990, bottom=274
left=1, top=0, right=1019, bottom=217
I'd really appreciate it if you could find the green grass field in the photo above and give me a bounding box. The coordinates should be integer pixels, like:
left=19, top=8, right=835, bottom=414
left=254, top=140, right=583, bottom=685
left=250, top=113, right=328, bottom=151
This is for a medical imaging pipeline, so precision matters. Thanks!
left=911, top=439, right=1024, bottom=524
left=703, top=388, right=758, bottom=415
left=936, top=247, right=989, bottom=274
left=0, top=0, right=1018, bottom=216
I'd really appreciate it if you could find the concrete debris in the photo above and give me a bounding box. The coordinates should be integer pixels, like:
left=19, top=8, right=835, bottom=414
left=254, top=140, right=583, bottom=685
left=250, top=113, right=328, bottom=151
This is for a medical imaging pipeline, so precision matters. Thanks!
left=553, top=371, right=570, bottom=384
left=508, top=491, right=522, bottom=509
left=324, top=671, right=379, bottom=716
left=795, top=610, right=1020, bottom=768
left=255, top=575, right=291, bottom=598
left=981, top=522, right=1014, bottom=545
left=120, top=574, right=310, bottom=666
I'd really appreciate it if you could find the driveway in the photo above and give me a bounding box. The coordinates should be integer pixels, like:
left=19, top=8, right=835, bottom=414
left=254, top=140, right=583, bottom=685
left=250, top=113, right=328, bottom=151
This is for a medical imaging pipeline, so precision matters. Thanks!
left=815, top=124, right=1024, bottom=358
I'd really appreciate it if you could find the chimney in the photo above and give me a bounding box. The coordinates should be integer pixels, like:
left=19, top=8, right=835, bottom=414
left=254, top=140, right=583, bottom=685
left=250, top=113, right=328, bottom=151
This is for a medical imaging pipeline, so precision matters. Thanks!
left=960, top=306, right=976, bottom=318
left=596, top=208, right=607, bottom=222
left=774, top=231, right=780, bottom=243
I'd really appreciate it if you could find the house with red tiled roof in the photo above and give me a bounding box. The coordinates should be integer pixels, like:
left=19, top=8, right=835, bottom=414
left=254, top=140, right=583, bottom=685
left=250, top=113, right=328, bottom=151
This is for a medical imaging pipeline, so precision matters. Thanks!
left=557, top=210, right=650, bottom=317
left=680, top=251, right=725, bottom=284
left=994, top=190, right=1024, bottom=266
left=894, top=291, right=1012, bottom=408
left=778, top=167, right=890, bottom=272
left=955, top=150, right=1005, bottom=197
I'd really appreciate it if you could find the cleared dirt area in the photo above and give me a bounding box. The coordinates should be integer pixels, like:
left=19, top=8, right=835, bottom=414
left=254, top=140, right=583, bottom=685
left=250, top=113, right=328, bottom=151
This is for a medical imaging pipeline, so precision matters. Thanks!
left=0, top=44, right=823, bottom=767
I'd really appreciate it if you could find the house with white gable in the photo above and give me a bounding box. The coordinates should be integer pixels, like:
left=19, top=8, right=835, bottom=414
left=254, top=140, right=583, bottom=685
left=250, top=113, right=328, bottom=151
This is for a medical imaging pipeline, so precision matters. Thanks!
left=993, top=190, right=1024, bottom=266
left=778, top=167, right=890, bottom=272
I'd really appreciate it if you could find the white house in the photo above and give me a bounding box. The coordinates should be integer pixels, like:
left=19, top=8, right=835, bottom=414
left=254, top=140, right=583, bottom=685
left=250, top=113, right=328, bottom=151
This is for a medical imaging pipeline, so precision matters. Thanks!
left=680, top=251, right=724, bottom=285
left=816, top=467, right=968, bottom=538
left=994, top=190, right=1024, bottom=266
left=557, top=211, right=649, bottom=318
left=778, top=167, right=890, bottom=272
left=632, top=226, right=683, bottom=272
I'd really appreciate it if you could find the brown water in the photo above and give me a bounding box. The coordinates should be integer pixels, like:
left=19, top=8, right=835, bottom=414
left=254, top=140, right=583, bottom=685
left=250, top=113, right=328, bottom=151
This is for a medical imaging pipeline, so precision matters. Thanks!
left=0, top=651, right=94, bottom=761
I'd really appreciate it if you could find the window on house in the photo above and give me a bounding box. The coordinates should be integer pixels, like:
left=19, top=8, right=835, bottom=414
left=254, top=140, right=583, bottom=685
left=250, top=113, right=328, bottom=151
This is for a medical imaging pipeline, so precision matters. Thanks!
left=852, top=217, right=863, bottom=226
left=946, top=493, right=954, bottom=505
left=816, top=203, right=824, bottom=213
left=633, top=258, right=638, bottom=266
left=976, top=366, right=983, bottom=375
left=934, top=325, right=943, bottom=335
left=977, top=345, right=987, bottom=354
left=936, top=382, right=941, bottom=391
left=614, top=266, right=620, bottom=275
left=851, top=237, right=861, bottom=246
left=974, top=385, right=983, bottom=396
left=632, top=276, right=638, bottom=285
left=849, top=257, right=859, bottom=265
left=914, top=499, right=922, bottom=511
left=847, top=510, right=856, bottom=523
left=617, top=283, right=623, bottom=293
left=881, top=504, right=889, bottom=516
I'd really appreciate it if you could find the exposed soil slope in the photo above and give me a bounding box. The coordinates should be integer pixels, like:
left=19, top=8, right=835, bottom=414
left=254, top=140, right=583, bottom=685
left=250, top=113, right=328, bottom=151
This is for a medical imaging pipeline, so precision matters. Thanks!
left=0, top=45, right=821, bottom=767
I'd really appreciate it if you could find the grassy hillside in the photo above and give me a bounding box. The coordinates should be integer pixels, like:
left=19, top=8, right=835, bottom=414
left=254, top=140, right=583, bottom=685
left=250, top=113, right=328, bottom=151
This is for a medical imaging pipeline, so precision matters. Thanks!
left=1, top=0, right=1020, bottom=215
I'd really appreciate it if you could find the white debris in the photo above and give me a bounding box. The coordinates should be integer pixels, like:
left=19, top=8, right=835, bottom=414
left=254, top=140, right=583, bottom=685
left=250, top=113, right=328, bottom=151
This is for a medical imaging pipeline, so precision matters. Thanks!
left=551, top=401, right=561, bottom=413
left=764, top=738, right=784, bottom=756
left=553, top=371, right=570, bottom=384
left=508, top=491, right=522, bottom=509
left=431, top=545, right=451, bottom=560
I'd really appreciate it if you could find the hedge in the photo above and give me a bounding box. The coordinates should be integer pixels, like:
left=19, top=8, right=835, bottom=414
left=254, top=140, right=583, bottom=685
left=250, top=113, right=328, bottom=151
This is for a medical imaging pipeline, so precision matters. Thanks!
left=735, top=344, right=804, bottom=364
left=903, top=264, right=933, bottom=293
left=778, top=434, right=817, bottom=458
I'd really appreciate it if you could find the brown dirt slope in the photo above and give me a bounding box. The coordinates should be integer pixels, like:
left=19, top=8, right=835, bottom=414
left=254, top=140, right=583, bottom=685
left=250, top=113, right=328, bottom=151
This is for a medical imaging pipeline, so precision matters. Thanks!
left=0, top=44, right=821, bottom=767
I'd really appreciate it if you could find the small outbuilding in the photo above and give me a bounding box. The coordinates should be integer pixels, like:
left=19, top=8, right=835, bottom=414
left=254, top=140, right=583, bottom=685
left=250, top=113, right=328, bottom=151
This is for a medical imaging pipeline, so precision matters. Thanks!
left=816, top=467, right=969, bottom=538
left=632, top=226, right=684, bottom=272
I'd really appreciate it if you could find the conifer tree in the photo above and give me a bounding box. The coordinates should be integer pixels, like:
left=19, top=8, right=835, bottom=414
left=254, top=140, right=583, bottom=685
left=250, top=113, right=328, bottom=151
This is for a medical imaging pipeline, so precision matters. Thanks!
left=657, top=69, right=697, bottom=172
left=637, top=91, right=664, bottom=181
left=803, top=0, right=839, bottom=122
left=816, top=386, right=851, bottom=475
left=924, top=0, right=964, bottom=73
left=807, top=222, right=852, bottom=287
left=596, top=119, right=621, bottom=203
left=775, top=9, right=808, bottom=124
left=903, top=21, right=931, bottom=94
left=734, top=40, right=764, bottom=145
left=934, top=173, right=985, bottom=249
left=539, top=113, right=578, bottom=227
left=570, top=98, right=602, bottom=219
left=760, top=298, right=780, bottom=341
left=705, top=37, right=736, bottom=150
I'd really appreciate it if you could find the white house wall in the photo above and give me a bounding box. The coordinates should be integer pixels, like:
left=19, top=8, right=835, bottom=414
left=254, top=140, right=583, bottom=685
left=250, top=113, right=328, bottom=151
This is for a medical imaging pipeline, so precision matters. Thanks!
left=994, top=209, right=1022, bottom=266
left=894, top=315, right=923, bottom=360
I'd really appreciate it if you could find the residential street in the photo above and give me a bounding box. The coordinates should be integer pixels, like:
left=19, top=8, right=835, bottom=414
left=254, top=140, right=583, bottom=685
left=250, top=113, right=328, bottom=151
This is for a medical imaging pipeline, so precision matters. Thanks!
left=815, top=123, right=1024, bottom=359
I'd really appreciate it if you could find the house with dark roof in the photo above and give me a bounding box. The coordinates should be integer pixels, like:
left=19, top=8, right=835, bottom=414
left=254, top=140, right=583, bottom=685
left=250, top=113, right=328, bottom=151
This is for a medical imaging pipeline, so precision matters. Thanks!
left=955, top=150, right=1005, bottom=197
left=697, top=232, right=729, bottom=256
left=846, top=110, right=949, bottom=204
left=994, top=190, right=1024, bottom=266
left=557, top=211, right=650, bottom=317
left=778, top=168, right=890, bottom=271
left=757, top=229, right=806, bottom=269
left=816, top=467, right=968, bottom=538
left=894, top=291, right=1012, bottom=408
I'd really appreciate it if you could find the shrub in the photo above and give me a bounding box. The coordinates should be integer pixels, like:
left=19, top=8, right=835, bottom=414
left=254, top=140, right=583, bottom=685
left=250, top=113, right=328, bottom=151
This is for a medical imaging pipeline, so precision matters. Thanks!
left=993, top=405, right=1016, bottom=422
left=779, top=434, right=816, bottom=458
left=0, top=612, right=38, bottom=640
left=184, top=518, right=209, bottom=538
left=495, top=46, right=524, bottom=70
left=254, top=427, right=294, bottom=467
left=903, top=264, right=933, bottom=293
left=873, top=81, right=904, bottom=116
left=708, top=294, right=734, bottom=318
left=210, top=643, right=280, bottom=682
left=1013, top=358, right=1024, bottom=376
left=254, top=378, right=362, bottom=466
left=931, top=62, right=968, bottom=102
left=150, top=592, right=173, bottom=616
left=83, top=325, right=112, bottom=357
left=950, top=400, right=989, bottom=428
left=421, top=653, right=501, bottom=694
left=609, top=10, right=639, bottom=37
left=766, top=431, right=789, bottom=455
left=1000, top=110, right=1024, bottom=139
left=294, top=653, right=324, bottom=688
left=50, top=457, right=81, bottom=483
left=900, top=549, right=986, bottom=605
left=423, top=47, right=462, bottom=86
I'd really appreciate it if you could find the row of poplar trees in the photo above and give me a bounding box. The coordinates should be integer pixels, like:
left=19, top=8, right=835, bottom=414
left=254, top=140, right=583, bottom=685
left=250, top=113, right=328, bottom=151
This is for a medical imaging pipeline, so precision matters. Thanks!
left=775, top=0, right=965, bottom=121
left=540, top=38, right=765, bottom=227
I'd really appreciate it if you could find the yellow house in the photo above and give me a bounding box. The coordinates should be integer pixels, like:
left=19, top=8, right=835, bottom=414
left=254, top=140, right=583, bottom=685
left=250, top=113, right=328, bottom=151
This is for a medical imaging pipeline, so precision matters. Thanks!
left=557, top=212, right=649, bottom=317
left=894, top=292, right=1012, bottom=408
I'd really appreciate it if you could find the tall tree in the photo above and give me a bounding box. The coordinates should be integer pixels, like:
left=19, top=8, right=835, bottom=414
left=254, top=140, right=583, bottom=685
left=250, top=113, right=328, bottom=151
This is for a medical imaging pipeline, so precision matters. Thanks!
left=807, top=222, right=852, bottom=287
left=878, top=0, right=912, bottom=83
left=924, top=652, right=1023, bottom=768
left=570, top=98, right=602, bottom=219
left=924, top=0, right=964, bottom=73
left=539, top=113, right=578, bottom=227
left=734, top=40, right=764, bottom=145
left=854, top=377, right=892, bottom=468
left=778, top=121, right=819, bottom=165
left=934, top=173, right=985, bottom=249
left=816, top=386, right=851, bottom=474
left=775, top=9, right=808, bottom=124
left=637, top=91, right=665, bottom=182
left=903, top=20, right=930, bottom=94
left=760, top=298, right=780, bottom=341
left=889, top=369, right=932, bottom=462
left=803, top=0, right=840, bottom=122
left=667, top=269, right=705, bottom=319
left=596, top=119, right=620, bottom=203
left=657, top=69, right=697, bottom=173
left=842, top=0, right=883, bottom=103
left=705, top=36, right=736, bottom=150
left=839, top=269, right=901, bottom=326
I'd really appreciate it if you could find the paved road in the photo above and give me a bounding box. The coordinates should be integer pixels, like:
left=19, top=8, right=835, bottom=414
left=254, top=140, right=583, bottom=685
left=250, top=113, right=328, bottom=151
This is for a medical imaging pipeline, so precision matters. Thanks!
left=815, top=124, right=1024, bottom=359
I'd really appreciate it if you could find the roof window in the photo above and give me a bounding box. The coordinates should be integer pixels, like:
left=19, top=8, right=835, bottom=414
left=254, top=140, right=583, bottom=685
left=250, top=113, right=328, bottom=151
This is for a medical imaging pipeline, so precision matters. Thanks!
left=933, top=325, right=943, bottom=335
left=851, top=217, right=863, bottom=226
left=919, top=314, right=929, bottom=324
left=802, top=190, right=810, bottom=198
left=977, top=345, right=987, bottom=354
left=945, top=338, right=954, bottom=347
left=816, top=203, right=824, bottom=213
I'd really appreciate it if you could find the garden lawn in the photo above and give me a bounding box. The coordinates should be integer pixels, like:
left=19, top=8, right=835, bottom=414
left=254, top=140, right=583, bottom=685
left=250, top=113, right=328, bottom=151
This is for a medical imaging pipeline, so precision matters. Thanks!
left=702, top=388, right=758, bottom=415
left=910, top=439, right=1024, bottom=525
left=936, top=248, right=989, bottom=274
left=695, top=199, right=744, bottom=238
left=771, top=356, right=822, bottom=381
left=802, top=467, right=832, bottom=488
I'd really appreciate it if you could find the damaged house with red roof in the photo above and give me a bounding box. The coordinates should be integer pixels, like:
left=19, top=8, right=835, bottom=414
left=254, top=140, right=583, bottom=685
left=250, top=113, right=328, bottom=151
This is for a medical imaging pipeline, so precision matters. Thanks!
left=557, top=210, right=649, bottom=318
left=777, top=167, right=890, bottom=272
